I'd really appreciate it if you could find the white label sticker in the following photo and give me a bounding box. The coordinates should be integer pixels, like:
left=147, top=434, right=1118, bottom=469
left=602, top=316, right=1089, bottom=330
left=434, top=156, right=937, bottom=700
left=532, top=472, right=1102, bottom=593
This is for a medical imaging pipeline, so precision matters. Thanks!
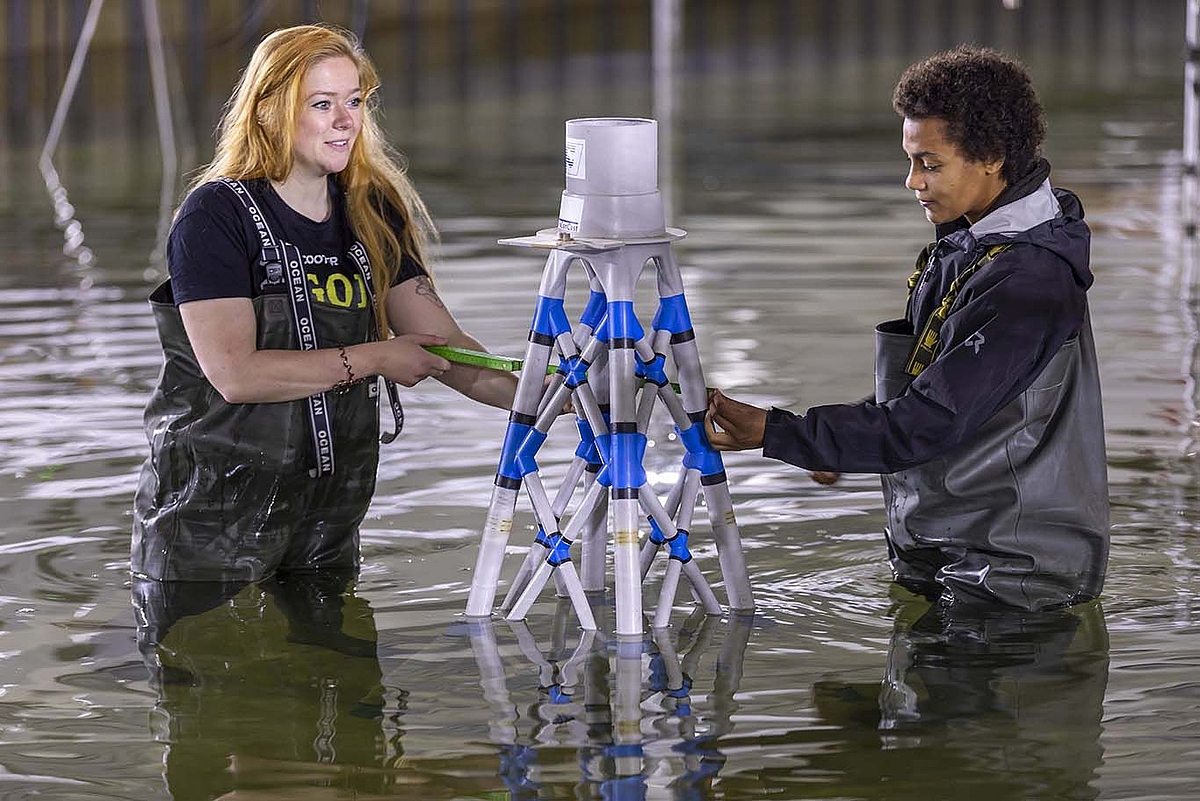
left=558, top=194, right=584, bottom=234
left=565, top=137, right=586, bottom=179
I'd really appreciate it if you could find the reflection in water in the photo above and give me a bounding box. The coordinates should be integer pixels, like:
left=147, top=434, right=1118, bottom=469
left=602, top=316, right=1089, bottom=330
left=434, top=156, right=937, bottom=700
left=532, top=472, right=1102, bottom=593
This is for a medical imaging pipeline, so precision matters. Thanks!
left=133, top=570, right=401, bottom=800
left=0, top=2, right=1192, bottom=797
left=810, top=595, right=1110, bottom=801
left=469, top=606, right=754, bottom=799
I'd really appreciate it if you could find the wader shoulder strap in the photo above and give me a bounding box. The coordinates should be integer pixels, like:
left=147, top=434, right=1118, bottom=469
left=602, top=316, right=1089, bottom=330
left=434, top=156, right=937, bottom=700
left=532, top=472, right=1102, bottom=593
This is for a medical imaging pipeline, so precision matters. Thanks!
left=904, top=243, right=1012, bottom=377
left=218, top=178, right=338, bottom=477
left=216, top=177, right=282, bottom=265
left=907, top=242, right=936, bottom=296
left=347, top=242, right=405, bottom=444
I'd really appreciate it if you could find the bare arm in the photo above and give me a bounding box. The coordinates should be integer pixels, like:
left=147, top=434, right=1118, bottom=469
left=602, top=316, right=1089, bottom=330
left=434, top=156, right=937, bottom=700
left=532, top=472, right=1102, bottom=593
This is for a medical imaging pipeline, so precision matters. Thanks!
left=180, top=297, right=451, bottom=404
left=387, top=275, right=517, bottom=410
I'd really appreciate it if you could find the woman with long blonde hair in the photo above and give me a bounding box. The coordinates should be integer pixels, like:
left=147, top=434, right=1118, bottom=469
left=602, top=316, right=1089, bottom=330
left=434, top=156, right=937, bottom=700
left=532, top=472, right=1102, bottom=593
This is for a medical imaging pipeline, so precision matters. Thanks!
left=132, top=25, right=515, bottom=582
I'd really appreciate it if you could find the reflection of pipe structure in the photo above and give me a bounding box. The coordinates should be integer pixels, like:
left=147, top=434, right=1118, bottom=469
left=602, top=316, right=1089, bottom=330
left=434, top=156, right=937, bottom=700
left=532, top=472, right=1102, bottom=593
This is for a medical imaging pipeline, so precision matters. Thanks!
left=466, top=118, right=751, bottom=636
left=466, top=604, right=755, bottom=799
left=39, top=0, right=178, bottom=271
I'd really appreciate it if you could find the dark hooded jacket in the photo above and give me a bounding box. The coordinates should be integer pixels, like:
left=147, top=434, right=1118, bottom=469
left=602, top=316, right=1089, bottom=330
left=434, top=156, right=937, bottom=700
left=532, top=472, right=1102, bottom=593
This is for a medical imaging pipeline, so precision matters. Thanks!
left=762, top=161, right=1110, bottom=609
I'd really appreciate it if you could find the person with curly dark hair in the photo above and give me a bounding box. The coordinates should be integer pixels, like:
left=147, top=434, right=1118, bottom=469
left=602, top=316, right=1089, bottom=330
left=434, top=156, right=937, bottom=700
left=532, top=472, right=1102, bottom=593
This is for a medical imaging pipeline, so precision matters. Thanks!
left=705, top=46, right=1109, bottom=611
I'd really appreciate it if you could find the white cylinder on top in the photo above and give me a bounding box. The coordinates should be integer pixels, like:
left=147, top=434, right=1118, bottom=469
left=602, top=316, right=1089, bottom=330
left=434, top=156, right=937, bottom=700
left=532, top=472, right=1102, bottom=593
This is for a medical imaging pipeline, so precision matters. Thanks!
left=557, top=117, right=666, bottom=239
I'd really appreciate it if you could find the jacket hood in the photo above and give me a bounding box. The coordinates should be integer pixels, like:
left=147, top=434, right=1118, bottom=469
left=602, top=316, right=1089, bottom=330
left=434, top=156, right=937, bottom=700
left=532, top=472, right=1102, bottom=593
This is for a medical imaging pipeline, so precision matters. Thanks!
left=936, top=160, right=1093, bottom=291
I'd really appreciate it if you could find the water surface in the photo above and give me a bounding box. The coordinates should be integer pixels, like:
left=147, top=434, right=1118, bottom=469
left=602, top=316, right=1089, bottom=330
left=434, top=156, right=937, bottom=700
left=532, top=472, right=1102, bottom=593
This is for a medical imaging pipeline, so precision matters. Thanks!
left=1, top=3, right=1198, bottom=798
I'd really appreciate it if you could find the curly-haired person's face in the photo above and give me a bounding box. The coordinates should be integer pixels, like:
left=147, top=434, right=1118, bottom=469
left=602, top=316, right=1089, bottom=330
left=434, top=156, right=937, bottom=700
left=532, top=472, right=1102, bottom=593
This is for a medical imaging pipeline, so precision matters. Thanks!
left=902, top=117, right=1006, bottom=226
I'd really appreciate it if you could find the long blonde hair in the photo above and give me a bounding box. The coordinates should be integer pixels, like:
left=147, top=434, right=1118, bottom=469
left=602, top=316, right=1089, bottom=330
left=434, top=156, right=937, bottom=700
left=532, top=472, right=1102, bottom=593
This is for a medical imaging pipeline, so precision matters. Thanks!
left=191, top=24, right=435, bottom=328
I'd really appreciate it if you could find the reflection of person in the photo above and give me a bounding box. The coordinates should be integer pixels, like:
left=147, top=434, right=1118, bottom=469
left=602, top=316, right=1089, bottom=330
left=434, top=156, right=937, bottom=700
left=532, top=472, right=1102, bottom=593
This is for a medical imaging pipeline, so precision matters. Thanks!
left=706, top=46, right=1109, bottom=610
left=133, top=570, right=398, bottom=800
left=132, top=25, right=515, bottom=581
left=811, top=596, right=1109, bottom=800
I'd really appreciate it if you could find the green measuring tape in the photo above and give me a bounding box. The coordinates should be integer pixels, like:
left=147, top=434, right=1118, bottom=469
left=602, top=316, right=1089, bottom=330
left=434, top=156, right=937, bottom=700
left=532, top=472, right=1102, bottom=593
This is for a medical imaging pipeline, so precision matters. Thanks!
left=424, top=344, right=693, bottom=394
left=424, top=344, right=524, bottom=373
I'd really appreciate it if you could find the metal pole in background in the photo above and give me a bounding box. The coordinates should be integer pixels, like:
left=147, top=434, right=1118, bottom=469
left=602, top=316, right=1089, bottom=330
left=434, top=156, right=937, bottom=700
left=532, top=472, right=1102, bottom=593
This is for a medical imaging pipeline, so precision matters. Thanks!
left=652, top=0, right=681, bottom=226
left=143, top=0, right=178, bottom=266
left=1183, top=1, right=1200, bottom=458
left=39, top=0, right=105, bottom=269
left=1184, top=0, right=1200, bottom=237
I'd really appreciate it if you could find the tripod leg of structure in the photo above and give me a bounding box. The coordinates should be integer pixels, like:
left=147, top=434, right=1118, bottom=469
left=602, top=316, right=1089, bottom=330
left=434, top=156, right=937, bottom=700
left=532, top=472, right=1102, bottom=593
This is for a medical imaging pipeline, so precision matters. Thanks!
left=640, top=469, right=686, bottom=579
left=506, top=477, right=606, bottom=622
left=641, top=472, right=722, bottom=625
left=502, top=314, right=611, bottom=612
left=569, top=273, right=612, bottom=593
left=505, top=320, right=616, bottom=624
left=653, top=250, right=755, bottom=611
left=590, top=247, right=652, bottom=636
left=467, top=250, right=573, bottom=618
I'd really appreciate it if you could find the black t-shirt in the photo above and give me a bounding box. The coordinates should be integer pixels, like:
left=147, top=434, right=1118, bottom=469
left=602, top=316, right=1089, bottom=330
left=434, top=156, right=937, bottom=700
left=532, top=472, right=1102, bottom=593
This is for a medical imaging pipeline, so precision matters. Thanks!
left=166, top=177, right=426, bottom=308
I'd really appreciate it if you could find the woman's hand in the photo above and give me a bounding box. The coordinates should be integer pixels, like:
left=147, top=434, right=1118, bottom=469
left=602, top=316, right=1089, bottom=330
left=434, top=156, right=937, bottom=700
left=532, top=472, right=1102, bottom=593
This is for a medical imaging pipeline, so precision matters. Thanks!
left=374, top=333, right=451, bottom=387
left=704, top=390, right=768, bottom=451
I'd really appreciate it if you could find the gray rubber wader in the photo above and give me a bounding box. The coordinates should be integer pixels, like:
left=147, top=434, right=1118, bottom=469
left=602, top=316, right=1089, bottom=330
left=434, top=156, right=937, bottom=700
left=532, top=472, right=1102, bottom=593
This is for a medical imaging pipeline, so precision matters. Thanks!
left=133, top=284, right=380, bottom=581
left=874, top=314, right=1109, bottom=610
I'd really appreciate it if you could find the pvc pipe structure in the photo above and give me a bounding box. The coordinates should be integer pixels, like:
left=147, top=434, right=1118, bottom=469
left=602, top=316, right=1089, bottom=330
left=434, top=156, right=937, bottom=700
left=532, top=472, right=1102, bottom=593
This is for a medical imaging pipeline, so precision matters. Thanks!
left=468, top=118, right=754, bottom=636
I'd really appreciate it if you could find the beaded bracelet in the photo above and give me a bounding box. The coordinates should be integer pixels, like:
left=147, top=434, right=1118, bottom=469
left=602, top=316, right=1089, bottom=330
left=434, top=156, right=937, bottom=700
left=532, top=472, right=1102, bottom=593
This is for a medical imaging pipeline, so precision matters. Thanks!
left=332, top=345, right=363, bottom=394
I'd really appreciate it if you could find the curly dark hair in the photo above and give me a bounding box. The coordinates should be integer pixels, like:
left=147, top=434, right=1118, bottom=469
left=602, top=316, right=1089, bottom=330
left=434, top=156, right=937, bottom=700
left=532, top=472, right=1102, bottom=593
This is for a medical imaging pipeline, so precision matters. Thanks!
left=892, top=45, right=1045, bottom=185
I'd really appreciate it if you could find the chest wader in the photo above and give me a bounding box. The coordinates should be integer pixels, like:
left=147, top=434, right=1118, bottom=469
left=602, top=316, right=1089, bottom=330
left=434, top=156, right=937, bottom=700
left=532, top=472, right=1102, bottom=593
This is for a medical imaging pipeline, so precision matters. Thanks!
left=133, top=180, right=404, bottom=581
left=874, top=244, right=1109, bottom=610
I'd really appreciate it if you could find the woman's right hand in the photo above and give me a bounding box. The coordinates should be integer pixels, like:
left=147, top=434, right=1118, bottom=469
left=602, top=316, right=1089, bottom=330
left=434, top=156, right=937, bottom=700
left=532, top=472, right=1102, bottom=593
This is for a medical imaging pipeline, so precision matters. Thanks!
left=375, top=333, right=451, bottom=387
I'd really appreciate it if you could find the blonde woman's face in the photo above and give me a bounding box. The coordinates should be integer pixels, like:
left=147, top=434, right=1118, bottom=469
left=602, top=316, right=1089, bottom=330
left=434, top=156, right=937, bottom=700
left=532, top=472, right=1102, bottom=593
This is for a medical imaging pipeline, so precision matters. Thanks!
left=290, top=56, right=363, bottom=181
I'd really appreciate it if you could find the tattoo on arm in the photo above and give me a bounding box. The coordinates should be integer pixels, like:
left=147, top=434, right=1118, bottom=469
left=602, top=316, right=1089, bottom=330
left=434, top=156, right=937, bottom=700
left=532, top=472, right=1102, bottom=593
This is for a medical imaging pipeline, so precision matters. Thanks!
left=414, top=276, right=446, bottom=310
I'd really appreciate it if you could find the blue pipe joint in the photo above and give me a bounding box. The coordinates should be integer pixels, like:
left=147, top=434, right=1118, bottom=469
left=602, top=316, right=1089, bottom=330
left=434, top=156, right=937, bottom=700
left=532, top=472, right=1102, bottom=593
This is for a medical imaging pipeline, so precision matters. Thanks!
left=558, top=354, right=590, bottom=389
left=496, top=421, right=534, bottom=482
left=608, top=300, right=644, bottom=344
left=548, top=684, right=572, bottom=704
left=666, top=529, right=692, bottom=562
left=575, top=418, right=602, bottom=465
left=667, top=675, right=693, bottom=699
left=532, top=296, right=572, bottom=340
left=652, top=293, right=693, bottom=335
left=677, top=422, right=725, bottom=477
left=648, top=653, right=668, bottom=689
left=592, top=309, right=611, bottom=344
left=580, top=290, right=607, bottom=331
left=635, top=352, right=668, bottom=387
left=514, top=428, right=548, bottom=477
left=647, top=516, right=667, bottom=545
left=546, top=533, right=573, bottom=567
left=605, top=743, right=644, bottom=759
left=594, top=431, right=614, bottom=487
left=499, top=744, right=537, bottom=791
left=534, top=525, right=553, bottom=549
left=610, top=432, right=648, bottom=490
left=601, top=774, right=647, bottom=801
